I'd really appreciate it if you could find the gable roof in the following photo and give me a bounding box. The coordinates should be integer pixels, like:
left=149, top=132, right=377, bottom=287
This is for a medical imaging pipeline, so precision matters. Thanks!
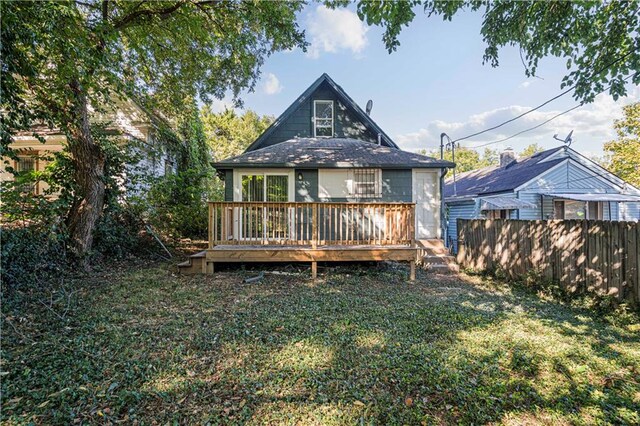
left=244, top=73, right=399, bottom=152
left=214, top=137, right=454, bottom=169
left=444, top=147, right=566, bottom=198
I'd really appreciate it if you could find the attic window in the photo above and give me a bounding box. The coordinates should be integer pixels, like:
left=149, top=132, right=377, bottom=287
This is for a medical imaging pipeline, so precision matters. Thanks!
left=313, top=100, right=333, bottom=137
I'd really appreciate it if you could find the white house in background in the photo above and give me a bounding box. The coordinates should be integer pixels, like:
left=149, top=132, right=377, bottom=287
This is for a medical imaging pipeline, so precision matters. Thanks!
left=445, top=146, right=640, bottom=251
left=1, top=98, right=176, bottom=197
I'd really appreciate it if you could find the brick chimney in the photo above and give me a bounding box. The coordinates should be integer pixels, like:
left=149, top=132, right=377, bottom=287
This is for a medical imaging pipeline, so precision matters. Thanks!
left=500, top=147, right=517, bottom=168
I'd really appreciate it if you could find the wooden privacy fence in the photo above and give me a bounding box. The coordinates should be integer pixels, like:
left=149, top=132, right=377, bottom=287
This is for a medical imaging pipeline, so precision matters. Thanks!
left=209, top=202, right=415, bottom=248
left=457, top=219, right=640, bottom=302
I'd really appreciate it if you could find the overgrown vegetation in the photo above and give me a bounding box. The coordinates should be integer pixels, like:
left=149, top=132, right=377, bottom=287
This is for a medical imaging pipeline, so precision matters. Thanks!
left=1, top=129, right=155, bottom=292
left=472, top=267, right=640, bottom=327
left=2, top=265, right=638, bottom=424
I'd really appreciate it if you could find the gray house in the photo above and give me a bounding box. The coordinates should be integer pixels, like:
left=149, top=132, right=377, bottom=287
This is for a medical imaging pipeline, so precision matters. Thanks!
left=213, top=73, right=454, bottom=241
left=445, top=146, right=640, bottom=251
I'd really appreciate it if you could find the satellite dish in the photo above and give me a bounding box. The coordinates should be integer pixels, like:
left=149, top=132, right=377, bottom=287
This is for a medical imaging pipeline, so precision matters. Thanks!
left=365, top=99, right=373, bottom=116
left=553, top=130, right=574, bottom=146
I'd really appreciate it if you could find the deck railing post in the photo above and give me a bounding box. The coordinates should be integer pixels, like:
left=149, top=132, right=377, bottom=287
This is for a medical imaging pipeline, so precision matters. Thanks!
left=312, top=203, right=318, bottom=249
left=208, top=203, right=214, bottom=249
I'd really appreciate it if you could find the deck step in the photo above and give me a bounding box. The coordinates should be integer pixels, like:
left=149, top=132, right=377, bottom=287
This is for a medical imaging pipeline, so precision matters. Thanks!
left=422, top=255, right=457, bottom=266
left=416, top=239, right=450, bottom=256
left=424, top=263, right=460, bottom=274
left=177, top=251, right=207, bottom=275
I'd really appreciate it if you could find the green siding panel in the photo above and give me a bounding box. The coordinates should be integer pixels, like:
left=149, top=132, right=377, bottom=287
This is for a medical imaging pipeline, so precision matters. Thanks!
left=224, top=170, right=233, bottom=201
left=262, top=81, right=378, bottom=147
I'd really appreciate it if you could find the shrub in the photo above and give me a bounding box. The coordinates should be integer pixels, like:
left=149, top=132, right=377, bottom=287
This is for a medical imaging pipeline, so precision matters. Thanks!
left=0, top=226, right=68, bottom=293
left=144, top=170, right=220, bottom=240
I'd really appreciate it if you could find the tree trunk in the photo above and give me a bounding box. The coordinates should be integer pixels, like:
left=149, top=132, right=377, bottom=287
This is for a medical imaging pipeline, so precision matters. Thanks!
left=66, top=80, right=106, bottom=264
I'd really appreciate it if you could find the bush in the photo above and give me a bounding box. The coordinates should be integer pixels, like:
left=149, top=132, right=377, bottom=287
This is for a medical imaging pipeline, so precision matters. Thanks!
left=144, top=170, right=220, bottom=240
left=0, top=226, right=68, bottom=293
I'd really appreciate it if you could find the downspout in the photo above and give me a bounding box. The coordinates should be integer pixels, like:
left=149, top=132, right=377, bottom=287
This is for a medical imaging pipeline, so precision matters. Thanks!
left=440, top=133, right=451, bottom=244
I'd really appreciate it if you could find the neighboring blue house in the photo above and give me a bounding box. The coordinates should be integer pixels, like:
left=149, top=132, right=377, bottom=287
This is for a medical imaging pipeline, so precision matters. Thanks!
left=445, top=146, right=640, bottom=251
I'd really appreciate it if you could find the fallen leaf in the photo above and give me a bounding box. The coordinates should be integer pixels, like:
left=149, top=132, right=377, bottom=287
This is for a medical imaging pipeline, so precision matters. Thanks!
left=353, top=400, right=365, bottom=407
left=405, top=397, right=413, bottom=407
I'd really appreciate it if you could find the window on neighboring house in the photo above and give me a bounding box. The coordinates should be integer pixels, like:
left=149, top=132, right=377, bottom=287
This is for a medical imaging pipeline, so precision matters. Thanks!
left=164, top=158, right=174, bottom=175
left=353, top=168, right=381, bottom=198
left=16, top=156, right=36, bottom=194
left=587, top=201, right=604, bottom=220
left=486, top=209, right=512, bottom=219
left=554, top=200, right=586, bottom=219
left=313, top=100, right=333, bottom=137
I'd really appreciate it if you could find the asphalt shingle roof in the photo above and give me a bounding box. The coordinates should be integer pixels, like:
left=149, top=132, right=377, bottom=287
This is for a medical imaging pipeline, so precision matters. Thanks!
left=444, top=147, right=565, bottom=198
left=214, top=138, right=454, bottom=169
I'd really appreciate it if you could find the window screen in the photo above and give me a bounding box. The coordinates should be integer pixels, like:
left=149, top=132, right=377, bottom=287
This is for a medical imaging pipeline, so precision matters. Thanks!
left=353, top=169, right=381, bottom=198
left=314, top=100, right=333, bottom=137
left=16, top=156, right=36, bottom=194
left=241, top=175, right=264, bottom=201
left=564, top=200, right=586, bottom=219
left=17, top=156, right=35, bottom=173
left=266, top=175, right=288, bottom=202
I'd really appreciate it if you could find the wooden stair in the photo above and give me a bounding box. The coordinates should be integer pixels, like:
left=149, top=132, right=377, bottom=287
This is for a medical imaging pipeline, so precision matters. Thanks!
left=416, top=240, right=459, bottom=274
left=177, top=251, right=207, bottom=274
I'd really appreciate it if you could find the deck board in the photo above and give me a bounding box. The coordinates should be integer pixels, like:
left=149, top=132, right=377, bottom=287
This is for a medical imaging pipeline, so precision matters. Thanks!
left=206, top=244, right=416, bottom=262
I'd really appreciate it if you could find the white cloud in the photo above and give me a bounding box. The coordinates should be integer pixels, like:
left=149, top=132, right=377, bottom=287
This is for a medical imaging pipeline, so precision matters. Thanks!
left=395, top=87, right=640, bottom=154
left=519, top=81, right=533, bottom=89
left=207, top=97, right=235, bottom=113
left=306, top=6, right=369, bottom=59
left=262, top=73, right=283, bottom=95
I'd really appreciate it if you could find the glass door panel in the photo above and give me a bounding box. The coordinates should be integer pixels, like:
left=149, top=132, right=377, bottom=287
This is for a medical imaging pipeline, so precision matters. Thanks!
left=241, top=175, right=264, bottom=239
left=266, top=175, right=289, bottom=239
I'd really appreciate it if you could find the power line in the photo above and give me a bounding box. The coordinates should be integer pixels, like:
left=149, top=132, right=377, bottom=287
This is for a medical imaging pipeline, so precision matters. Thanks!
left=464, top=72, right=636, bottom=149
left=452, top=87, right=575, bottom=144
left=470, top=104, right=582, bottom=148
left=450, top=50, right=638, bottom=144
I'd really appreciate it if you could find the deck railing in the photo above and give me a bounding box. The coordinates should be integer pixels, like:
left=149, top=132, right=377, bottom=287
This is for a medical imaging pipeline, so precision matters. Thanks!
left=208, top=202, right=415, bottom=248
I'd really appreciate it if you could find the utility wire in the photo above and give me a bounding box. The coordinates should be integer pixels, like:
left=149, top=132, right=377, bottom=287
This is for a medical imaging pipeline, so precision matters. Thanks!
left=451, top=49, right=639, bottom=144
left=470, top=104, right=583, bottom=148
left=465, top=73, right=636, bottom=149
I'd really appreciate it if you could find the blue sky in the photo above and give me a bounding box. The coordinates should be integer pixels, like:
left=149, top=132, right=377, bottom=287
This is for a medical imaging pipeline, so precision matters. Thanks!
left=213, top=4, right=639, bottom=157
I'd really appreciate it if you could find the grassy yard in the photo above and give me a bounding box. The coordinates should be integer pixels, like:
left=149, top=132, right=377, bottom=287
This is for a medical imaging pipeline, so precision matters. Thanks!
left=2, top=262, right=639, bottom=425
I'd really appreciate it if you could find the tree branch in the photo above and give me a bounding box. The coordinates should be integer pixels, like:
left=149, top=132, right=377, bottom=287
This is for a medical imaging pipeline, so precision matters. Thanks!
left=102, top=0, right=109, bottom=20
left=112, top=1, right=184, bottom=30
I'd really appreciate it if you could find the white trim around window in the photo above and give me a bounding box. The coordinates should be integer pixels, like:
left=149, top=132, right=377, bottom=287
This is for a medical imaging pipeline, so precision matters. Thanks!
left=313, top=100, right=334, bottom=137
left=232, top=168, right=295, bottom=202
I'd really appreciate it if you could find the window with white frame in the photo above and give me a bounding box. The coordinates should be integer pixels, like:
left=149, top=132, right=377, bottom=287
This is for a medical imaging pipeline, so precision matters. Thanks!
left=16, top=156, right=36, bottom=194
left=353, top=168, right=381, bottom=198
left=313, top=100, right=333, bottom=137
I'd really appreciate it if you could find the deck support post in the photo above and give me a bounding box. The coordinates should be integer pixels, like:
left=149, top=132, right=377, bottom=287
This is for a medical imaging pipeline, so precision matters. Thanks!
left=409, top=260, right=416, bottom=281
left=311, top=261, right=317, bottom=279
left=206, top=261, right=214, bottom=275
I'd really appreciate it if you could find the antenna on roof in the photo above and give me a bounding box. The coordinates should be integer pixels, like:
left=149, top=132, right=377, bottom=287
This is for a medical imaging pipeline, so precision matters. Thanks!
left=553, top=130, right=573, bottom=146
left=365, top=99, right=373, bottom=116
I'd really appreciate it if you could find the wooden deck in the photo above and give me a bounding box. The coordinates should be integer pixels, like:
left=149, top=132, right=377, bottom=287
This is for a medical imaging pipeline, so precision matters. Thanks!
left=180, top=202, right=419, bottom=280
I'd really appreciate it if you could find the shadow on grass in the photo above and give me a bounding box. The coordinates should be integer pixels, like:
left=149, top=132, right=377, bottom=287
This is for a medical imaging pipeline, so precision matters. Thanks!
left=2, top=263, right=639, bottom=424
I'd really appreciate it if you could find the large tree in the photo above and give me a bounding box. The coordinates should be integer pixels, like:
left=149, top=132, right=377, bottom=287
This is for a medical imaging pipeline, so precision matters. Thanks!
left=201, top=107, right=274, bottom=162
left=356, top=0, right=640, bottom=103
left=2, top=1, right=306, bottom=260
left=603, top=102, right=640, bottom=188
